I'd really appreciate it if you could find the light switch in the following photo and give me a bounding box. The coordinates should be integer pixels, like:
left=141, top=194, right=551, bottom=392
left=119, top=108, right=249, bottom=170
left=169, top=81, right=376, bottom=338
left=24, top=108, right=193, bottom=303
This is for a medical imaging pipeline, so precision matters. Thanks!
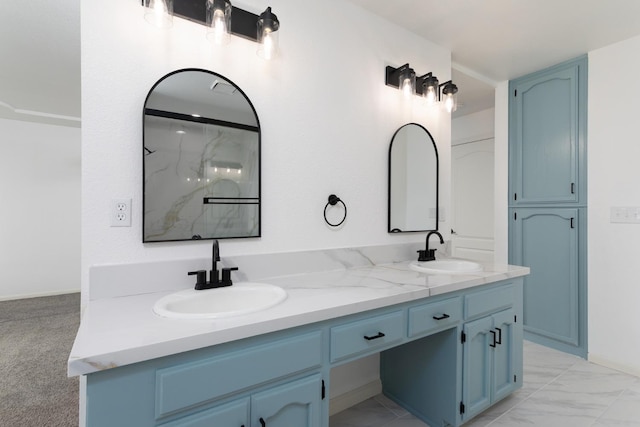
left=610, top=207, right=640, bottom=224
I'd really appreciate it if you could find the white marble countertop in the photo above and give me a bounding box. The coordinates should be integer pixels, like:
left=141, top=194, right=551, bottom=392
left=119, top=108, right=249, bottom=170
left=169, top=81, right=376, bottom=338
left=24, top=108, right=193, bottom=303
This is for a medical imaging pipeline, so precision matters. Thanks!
left=68, top=256, right=529, bottom=377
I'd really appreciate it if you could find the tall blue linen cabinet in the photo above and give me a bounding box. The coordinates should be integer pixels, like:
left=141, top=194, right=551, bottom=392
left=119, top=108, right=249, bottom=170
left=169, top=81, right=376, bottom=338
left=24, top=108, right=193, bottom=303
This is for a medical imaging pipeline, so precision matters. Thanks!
left=508, top=56, right=588, bottom=358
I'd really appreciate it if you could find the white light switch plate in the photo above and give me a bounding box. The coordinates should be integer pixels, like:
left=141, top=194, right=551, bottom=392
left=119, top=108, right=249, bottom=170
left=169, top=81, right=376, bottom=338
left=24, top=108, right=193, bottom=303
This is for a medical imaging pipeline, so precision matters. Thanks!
left=610, top=206, right=640, bottom=224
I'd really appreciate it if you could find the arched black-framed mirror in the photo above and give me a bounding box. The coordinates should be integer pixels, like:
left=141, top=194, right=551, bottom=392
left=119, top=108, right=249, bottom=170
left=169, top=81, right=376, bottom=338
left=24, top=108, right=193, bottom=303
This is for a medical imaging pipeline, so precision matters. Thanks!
left=388, top=123, right=439, bottom=233
left=143, top=68, right=261, bottom=242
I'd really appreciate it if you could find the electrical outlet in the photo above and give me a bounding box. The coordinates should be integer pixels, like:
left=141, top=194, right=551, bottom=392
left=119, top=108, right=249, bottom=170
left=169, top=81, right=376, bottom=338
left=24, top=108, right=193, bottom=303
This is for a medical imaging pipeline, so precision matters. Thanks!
left=111, top=198, right=132, bottom=227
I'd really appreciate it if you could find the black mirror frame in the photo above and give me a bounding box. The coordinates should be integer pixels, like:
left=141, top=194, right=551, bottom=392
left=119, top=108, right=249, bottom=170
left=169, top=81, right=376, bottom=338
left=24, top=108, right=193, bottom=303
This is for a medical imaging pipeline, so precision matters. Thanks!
left=142, top=68, right=261, bottom=243
left=387, top=122, right=439, bottom=233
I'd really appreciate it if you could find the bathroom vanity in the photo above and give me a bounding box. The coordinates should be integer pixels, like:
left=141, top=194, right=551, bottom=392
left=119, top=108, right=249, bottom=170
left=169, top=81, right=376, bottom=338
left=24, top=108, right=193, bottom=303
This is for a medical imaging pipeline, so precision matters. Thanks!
left=69, top=245, right=528, bottom=427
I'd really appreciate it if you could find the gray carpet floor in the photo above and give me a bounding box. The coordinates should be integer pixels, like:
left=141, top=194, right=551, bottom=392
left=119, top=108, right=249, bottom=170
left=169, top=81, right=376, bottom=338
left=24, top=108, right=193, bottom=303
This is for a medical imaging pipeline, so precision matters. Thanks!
left=0, top=293, right=80, bottom=426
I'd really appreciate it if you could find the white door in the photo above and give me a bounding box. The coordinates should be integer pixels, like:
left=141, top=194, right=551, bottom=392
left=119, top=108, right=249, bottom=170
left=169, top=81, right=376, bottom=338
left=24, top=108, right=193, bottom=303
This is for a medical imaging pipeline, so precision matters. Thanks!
left=451, top=138, right=494, bottom=262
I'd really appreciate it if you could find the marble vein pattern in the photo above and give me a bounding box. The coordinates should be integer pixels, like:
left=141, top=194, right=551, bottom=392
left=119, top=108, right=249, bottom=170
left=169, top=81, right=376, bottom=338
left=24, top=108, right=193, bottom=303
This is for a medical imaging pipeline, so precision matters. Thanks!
left=69, top=244, right=528, bottom=377
left=330, top=341, right=640, bottom=427
left=144, top=117, right=259, bottom=241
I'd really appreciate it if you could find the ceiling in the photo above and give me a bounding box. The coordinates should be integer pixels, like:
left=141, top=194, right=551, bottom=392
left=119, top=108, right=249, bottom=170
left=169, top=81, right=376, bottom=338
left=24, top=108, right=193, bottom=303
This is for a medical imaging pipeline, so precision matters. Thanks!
left=348, top=0, right=640, bottom=117
left=3, top=0, right=640, bottom=125
left=0, top=0, right=80, bottom=127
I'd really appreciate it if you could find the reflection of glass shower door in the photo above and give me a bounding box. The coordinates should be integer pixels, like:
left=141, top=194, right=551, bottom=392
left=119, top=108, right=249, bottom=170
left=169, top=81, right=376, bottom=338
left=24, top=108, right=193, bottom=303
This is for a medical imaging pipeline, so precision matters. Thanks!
left=205, top=179, right=242, bottom=236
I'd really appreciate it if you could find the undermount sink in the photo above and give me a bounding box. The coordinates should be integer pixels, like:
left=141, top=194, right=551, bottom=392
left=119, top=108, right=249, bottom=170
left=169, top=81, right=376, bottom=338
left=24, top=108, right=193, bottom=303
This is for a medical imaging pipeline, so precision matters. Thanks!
left=153, top=282, right=287, bottom=320
left=409, top=259, right=483, bottom=275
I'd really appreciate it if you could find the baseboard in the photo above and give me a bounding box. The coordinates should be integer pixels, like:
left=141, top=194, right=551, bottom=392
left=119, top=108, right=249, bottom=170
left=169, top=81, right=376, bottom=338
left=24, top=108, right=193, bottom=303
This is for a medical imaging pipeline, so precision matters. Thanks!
left=329, top=380, right=382, bottom=416
left=588, top=354, right=640, bottom=378
left=0, top=289, right=80, bottom=302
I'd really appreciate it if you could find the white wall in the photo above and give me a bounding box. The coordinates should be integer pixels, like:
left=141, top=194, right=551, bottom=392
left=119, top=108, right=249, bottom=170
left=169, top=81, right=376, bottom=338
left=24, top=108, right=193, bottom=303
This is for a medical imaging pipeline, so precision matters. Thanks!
left=81, top=0, right=452, bottom=297
left=0, top=118, right=80, bottom=300
left=588, top=35, right=640, bottom=376
left=451, top=107, right=495, bottom=146
left=494, top=82, right=510, bottom=264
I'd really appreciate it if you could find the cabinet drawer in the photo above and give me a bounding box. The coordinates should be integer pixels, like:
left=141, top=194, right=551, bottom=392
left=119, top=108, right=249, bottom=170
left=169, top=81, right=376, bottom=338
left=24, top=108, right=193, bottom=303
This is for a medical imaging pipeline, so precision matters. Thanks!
left=408, top=297, right=461, bottom=338
left=330, top=311, right=404, bottom=363
left=155, top=330, right=322, bottom=418
left=464, top=284, right=514, bottom=320
left=158, top=398, right=249, bottom=427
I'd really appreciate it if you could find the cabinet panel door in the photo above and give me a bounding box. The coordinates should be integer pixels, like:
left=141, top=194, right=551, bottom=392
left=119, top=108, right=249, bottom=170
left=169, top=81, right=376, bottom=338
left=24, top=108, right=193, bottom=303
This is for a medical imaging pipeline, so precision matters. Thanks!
left=510, top=58, right=586, bottom=205
left=491, top=309, right=517, bottom=402
left=511, top=208, right=579, bottom=347
left=462, top=316, right=493, bottom=420
left=251, top=374, right=322, bottom=427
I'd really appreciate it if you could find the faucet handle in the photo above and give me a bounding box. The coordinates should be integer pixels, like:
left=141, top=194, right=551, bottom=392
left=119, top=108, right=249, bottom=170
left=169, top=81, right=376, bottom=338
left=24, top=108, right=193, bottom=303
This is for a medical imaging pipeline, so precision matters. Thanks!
left=221, top=267, right=239, bottom=287
left=188, top=270, right=208, bottom=289
left=417, top=249, right=437, bottom=262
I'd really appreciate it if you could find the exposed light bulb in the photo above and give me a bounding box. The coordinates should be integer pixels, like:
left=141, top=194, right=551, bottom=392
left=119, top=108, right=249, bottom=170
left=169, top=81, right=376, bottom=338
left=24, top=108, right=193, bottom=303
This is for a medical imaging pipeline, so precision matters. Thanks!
left=262, top=29, right=275, bottom=60
left=212, top=9, right=227, bottom=45
left=257, top=7, right=280, bottom=60
left=424, top=86, right=437, bottom=105
left=401, top=78, right=414, bottom=98
left=237, top=169, right=242, bottom=175
left=444, top=94, right=456, bottom=113
left=226, top=168, right=231, bottom=173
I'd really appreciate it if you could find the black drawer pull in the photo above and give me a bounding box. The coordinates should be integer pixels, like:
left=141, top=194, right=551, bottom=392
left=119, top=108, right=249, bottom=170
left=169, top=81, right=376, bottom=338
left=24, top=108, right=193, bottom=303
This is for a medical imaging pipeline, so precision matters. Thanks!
left=495, top=327, right=502, bottom=345
left=489, top=330, right=497, bottom=348
left=432, top=313, right=450, bottom=321
left=364, top=332, right=386, bottom=341
left=260, top=418, right=266, bottom=427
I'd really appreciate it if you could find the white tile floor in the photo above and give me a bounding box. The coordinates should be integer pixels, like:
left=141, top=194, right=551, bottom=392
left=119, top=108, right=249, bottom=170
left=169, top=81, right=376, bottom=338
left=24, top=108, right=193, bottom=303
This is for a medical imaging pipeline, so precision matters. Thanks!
left=330, top=341, right=640, bottom=427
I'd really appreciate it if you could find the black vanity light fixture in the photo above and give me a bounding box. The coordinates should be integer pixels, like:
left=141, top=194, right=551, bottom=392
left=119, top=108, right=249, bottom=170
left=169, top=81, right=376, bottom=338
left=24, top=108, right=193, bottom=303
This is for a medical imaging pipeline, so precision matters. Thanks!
left=417, top=72, right=439, bottom=106
left=142, top=0, right=281, bottom=60
left=385, top=64, right=416, bottom=99
left=385, top=64, right=459, bottom=113
left=440, top=80, right=459, bottom=113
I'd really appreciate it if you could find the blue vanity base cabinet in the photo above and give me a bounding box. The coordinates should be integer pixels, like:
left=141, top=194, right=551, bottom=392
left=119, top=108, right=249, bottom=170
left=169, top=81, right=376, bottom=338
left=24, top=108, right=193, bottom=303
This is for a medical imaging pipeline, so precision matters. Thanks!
left=380, top=280, right=523, bottom=427
left=380, top=328, right=461, bottom=427
left=83, top=278, right=524, bottom=427
left=461, top=282, right=524, bottom=424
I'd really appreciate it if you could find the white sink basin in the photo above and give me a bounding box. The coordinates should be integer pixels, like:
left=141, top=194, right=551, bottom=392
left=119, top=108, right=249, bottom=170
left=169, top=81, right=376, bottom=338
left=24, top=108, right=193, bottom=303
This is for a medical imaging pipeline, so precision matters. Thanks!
left=153, top=282, right=287, bottom=319
left=409, top=259, right=483, bottom=275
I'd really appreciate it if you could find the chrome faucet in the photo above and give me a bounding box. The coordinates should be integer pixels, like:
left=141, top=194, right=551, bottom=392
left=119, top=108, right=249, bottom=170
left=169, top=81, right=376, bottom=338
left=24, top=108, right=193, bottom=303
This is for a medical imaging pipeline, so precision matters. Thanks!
left=188, top=239, right=238, bottom=290
left=417, top=231, right=444, bottom=262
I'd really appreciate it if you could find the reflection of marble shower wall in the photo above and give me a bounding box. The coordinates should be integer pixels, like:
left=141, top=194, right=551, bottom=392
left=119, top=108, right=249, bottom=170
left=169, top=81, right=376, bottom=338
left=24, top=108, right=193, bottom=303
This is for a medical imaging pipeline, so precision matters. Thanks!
left=144, top=118, right=258, bottom=240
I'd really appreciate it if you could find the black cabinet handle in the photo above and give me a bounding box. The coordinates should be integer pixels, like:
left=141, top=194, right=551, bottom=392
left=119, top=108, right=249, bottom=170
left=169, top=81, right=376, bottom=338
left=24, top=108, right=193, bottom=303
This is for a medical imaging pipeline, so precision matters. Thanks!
left=260, top=418, right=266, bottom=427
left=432, top=313, right=450, bottom=321
left=364, top=332, right=386, bottom=341
left=489, top=330, right=497, bottom=348
left=495, top=327, right=502, bottom=345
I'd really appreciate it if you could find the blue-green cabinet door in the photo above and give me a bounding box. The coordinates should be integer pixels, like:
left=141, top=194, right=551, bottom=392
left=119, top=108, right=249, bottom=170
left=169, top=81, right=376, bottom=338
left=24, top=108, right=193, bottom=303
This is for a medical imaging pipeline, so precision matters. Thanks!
left=510, top=208, right=581, bottom=355
left=509, top=56, right=587, bottom=205
left=250, top=374, right=322, bottom=427
left=491, top=309, right=517, bottom=403
left=462, top=309, right=519, bottom=422
left=462, top=316, right=493, bottom=420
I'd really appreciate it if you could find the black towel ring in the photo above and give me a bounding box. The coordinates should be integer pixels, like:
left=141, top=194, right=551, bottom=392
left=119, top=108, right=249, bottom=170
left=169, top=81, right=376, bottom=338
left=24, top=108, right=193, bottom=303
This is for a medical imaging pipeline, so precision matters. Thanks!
left=324, top=194, right=347, bottom=227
